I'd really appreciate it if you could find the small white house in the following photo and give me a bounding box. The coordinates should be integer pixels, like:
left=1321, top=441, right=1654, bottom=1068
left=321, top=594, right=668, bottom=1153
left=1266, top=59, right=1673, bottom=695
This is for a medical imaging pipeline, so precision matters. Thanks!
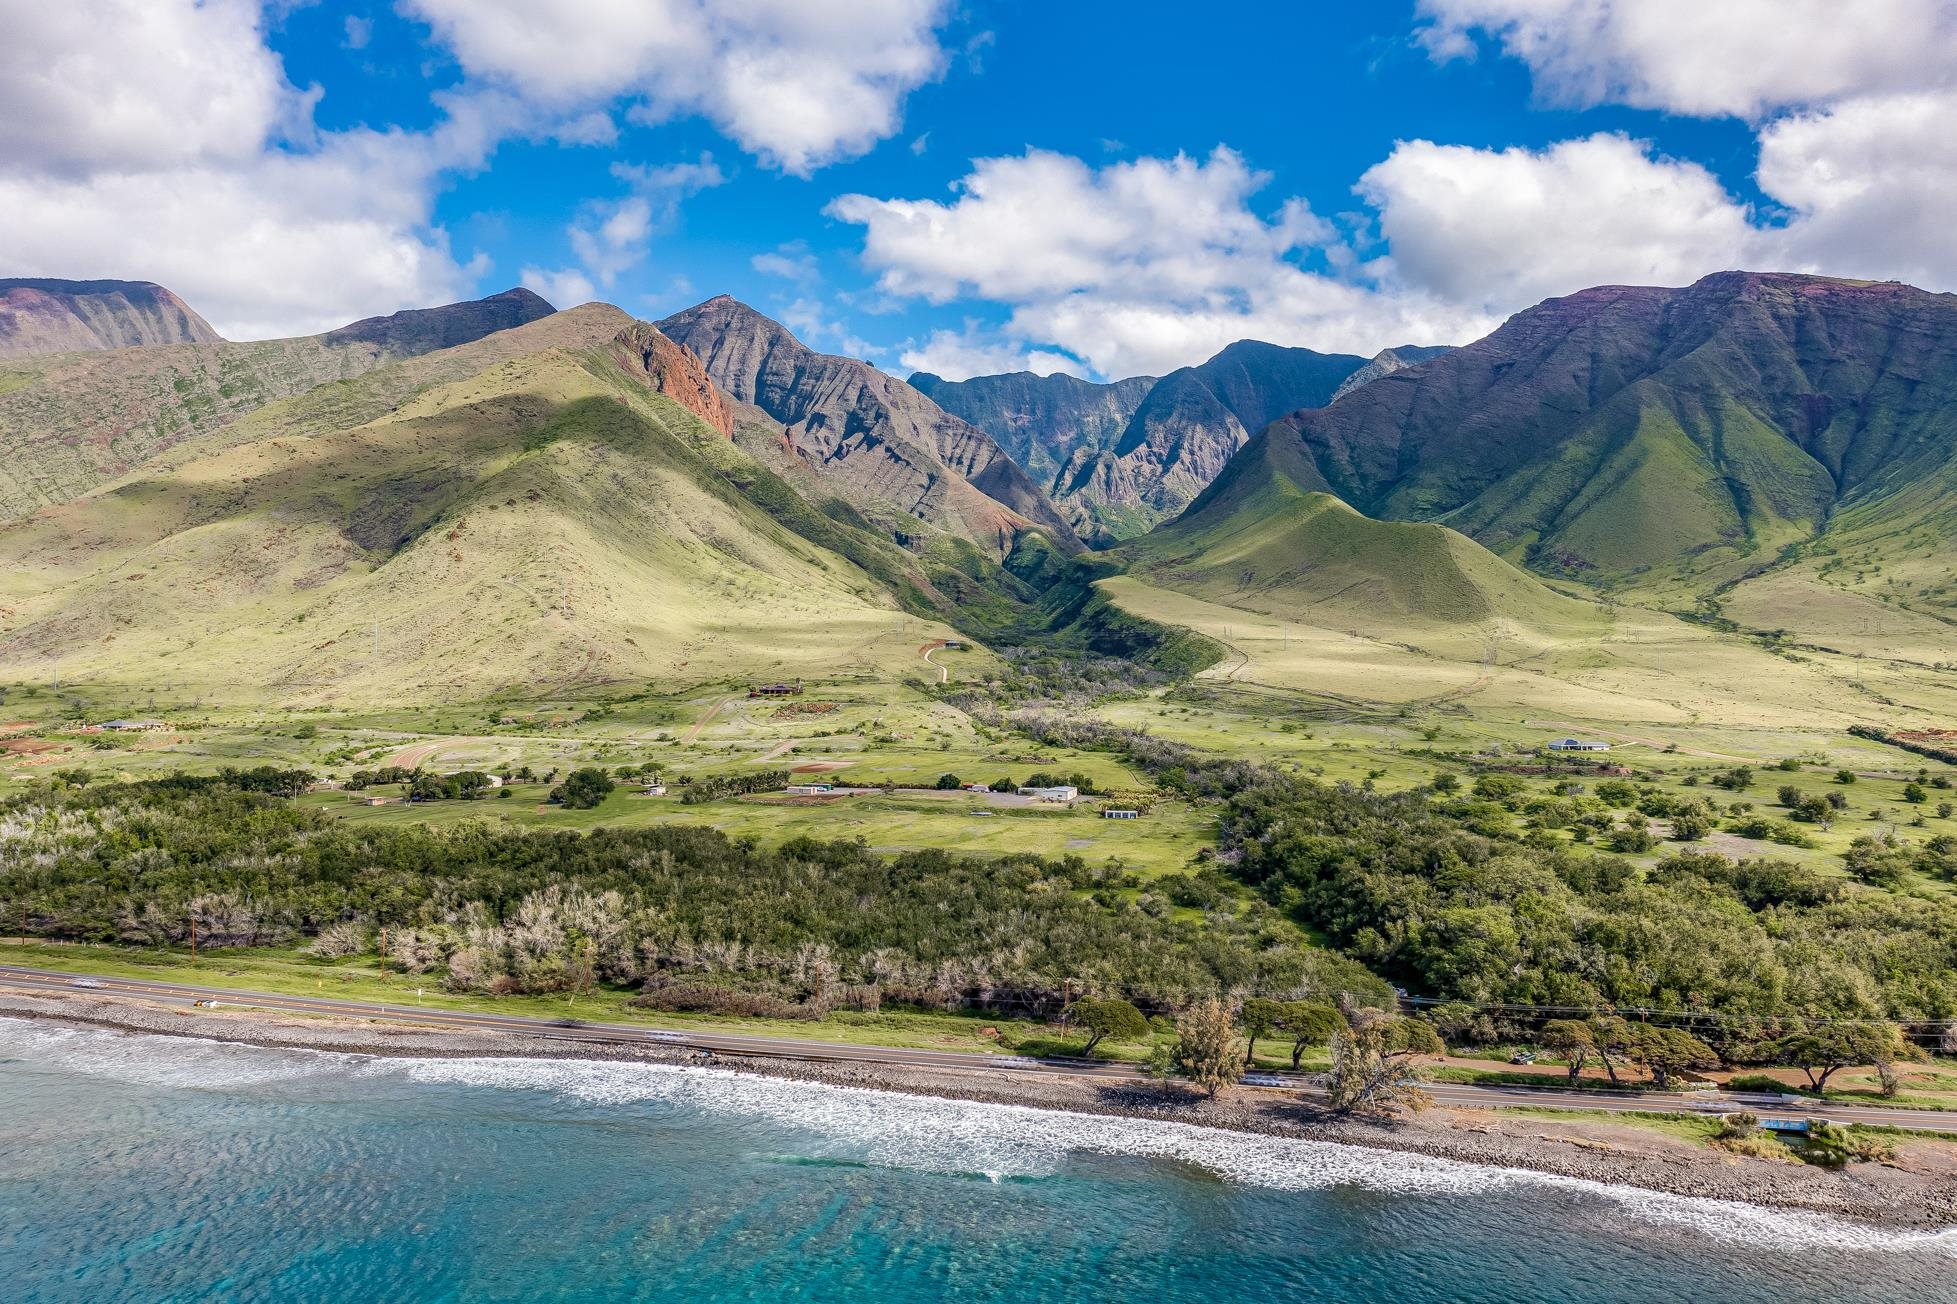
left=1103, top=808, right=1139, bottom=820
left=1547, top=738, right=1611, bottom=752
left=639, top=783, right=668, bottom=796
left=1019, top=784, right=1079, bottom=803
left=785, top=782, right=834, bottom=796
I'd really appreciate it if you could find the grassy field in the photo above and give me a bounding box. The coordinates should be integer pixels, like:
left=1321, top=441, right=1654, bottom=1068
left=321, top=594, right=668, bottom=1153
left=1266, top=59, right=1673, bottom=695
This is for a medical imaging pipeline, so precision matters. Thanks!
left=305, top=785, right=1214, bottom=877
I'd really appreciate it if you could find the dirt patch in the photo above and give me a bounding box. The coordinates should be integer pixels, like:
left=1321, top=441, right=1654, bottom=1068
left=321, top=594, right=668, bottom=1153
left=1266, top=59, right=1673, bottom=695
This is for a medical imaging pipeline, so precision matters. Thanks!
left=771, top=701, right=839, bottom=718
left=790, top=761, right=856, bottom=773
left=1, top=738, right=59, bottom=755
left=385, top=739, right=450, bottom=769
left=0, top=721, right=39, bottom=734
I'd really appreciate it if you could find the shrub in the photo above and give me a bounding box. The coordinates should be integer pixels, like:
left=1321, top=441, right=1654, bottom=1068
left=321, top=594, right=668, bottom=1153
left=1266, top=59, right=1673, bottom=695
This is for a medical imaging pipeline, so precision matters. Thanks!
left=550, top=768, right=615, bottom=810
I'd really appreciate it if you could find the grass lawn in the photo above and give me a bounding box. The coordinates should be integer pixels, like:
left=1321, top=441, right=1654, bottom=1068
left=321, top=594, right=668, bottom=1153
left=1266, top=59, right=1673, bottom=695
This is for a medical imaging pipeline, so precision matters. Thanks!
left=1491, top=1106, right=1725, bottom=1145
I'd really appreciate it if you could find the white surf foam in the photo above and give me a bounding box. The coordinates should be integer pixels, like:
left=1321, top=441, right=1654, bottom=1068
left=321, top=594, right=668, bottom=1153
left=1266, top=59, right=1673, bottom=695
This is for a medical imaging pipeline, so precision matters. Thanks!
left=5, top=1016, right=1951, bottom=1257
left=395, top=1052, right=1957, bottom=1256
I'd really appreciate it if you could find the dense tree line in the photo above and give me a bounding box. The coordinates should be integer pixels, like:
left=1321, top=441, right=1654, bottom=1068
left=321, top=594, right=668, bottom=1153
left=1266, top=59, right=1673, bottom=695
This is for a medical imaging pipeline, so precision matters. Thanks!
left=0, top=779, right=1371, bottom=1012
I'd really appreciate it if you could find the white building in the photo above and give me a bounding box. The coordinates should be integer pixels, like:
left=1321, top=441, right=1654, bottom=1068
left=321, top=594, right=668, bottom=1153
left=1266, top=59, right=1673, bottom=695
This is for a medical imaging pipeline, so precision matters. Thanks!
left=1019, top=784, right=1079, bottom=803
left=1547, top=738, right=1611, bottom=752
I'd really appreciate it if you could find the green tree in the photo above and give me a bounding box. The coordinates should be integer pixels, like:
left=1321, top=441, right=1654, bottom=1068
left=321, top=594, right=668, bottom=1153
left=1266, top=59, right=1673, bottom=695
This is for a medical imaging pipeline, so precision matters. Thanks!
left=1278, top=1001, right=1341, bottom=1069
left=552, top=768, right=616, bottom=810
left=1587, top=1016, right=1632, bottom=1087
left=1539, top=1019, right=1596, bottom=1084
left=1670, top=812, right=1712, bottom=841
left=1622, top=1025, right=1718, bottom=1089
left=1067, top=998, right=1148, bottom=1057
left=934, top=773, right=963, bottom=790
left=1172, top=999, right=1242, bottom=1097
left=1608, top=815, right=1655, bottom=853
left=1763, top=1023, right=1912, bottom=1093
left=1240, top=997, right=1284, bottom=1066
left=1903, top=782, right=1928, bottom=804
left=1328, top=998, right=1442, bottom=1114
left=1430, top=773, right=1460, bottom=795
left=1835, top=769, right=1857, bottom=784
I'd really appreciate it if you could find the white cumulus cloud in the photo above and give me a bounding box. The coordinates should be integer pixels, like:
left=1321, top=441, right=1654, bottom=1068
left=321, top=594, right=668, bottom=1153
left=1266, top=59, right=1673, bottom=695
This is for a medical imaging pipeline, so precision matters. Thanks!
left=829, top=147, right=1496, bottom=378
left=1358, top=133, right=1760, bottom=310
left=0, top=0, right=513, bottom=338
left=404, top=0, right=950, bottom=175
left=1416, top=0, right=1957, bottom=119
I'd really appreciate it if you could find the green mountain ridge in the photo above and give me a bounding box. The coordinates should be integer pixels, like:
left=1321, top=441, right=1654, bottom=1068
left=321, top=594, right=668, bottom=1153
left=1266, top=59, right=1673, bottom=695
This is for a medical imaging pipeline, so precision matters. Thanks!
left=1181, top=272, right=1957, bottom=659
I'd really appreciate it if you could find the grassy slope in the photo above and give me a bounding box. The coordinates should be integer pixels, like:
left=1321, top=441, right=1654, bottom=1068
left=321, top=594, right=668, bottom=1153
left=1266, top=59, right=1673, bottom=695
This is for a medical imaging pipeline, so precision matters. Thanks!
left=1097, top=450, right=1957, bottom=731
left=0, top=299, right=574, bottom=521
left=0, top=340, right=958, bottom=704
left=1118, top=435, right=1610, bottom=666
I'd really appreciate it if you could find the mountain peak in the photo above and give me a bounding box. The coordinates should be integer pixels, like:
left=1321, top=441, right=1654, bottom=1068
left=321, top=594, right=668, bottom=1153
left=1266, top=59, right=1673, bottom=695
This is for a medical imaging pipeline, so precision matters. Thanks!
left=321, top=288, right=557, bottom=354
left=658, top=296, right=1083, bottom=555
left=0, top=277, right=221, bottom=358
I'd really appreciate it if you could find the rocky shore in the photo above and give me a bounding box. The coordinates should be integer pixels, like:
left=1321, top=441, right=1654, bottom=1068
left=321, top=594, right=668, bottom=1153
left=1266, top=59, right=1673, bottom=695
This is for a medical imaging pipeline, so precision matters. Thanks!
left=6, top=989, right=1955, bottom=1233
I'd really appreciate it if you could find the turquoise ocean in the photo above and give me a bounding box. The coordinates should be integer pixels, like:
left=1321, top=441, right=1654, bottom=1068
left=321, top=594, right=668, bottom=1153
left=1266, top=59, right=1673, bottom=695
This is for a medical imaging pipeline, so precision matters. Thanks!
left=1, top=1017, right=1951, bottom=1302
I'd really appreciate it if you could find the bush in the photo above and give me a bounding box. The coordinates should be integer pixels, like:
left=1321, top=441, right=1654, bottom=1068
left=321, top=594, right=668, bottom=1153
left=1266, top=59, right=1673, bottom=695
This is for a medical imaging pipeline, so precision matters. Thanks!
left=1670, top=812, right=1713, bottom=841
left=550, top=768, right=616, bottom=810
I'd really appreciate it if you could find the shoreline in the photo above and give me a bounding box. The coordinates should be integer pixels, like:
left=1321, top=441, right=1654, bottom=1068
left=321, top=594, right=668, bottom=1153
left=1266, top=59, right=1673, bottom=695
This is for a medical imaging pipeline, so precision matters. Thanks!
left=5, top=989, right=1955, bottom=1234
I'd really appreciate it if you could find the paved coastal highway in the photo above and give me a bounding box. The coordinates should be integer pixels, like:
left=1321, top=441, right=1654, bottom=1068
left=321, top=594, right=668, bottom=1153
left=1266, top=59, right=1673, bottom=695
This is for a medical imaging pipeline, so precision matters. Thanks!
left=3, top=963, right=1953, bottom=1133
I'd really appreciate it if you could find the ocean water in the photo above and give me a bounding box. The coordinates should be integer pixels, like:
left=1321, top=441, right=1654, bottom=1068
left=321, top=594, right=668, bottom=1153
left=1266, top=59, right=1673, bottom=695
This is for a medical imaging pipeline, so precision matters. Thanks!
left=1, top=1019, right=1952, bottom=1303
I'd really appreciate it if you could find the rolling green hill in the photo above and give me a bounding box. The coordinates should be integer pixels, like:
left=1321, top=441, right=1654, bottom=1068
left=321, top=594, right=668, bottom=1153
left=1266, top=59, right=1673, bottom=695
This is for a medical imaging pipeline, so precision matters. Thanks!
left=1121, top=431, right=1604, bottom=647
left=0, top=323, right=957, bottom=704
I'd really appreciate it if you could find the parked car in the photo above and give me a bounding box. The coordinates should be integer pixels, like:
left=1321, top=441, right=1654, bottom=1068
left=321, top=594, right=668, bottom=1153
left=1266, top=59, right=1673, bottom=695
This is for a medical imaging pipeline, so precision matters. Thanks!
left=1509, top=1050, right=1538, bottom=1065
left=1242, top=1073, right=1285, bottom=1087
left=68, top=977, right=104, bottom=989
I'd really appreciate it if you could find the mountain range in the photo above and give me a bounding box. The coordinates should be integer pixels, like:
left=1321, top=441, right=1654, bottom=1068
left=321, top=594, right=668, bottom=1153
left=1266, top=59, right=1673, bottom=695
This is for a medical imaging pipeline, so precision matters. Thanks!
left=661, top=296, right=1079, bottom=560
left=2, top=268, right=1953, bottom=702
left=915, top=340, right=1446, bottom=538
left=1213, top=272, right=1957, bottom=646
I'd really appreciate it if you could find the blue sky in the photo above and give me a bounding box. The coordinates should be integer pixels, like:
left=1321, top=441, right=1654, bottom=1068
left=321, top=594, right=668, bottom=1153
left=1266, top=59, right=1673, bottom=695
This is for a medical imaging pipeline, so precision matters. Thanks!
left=5, top=2, right=1953, bottom=377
